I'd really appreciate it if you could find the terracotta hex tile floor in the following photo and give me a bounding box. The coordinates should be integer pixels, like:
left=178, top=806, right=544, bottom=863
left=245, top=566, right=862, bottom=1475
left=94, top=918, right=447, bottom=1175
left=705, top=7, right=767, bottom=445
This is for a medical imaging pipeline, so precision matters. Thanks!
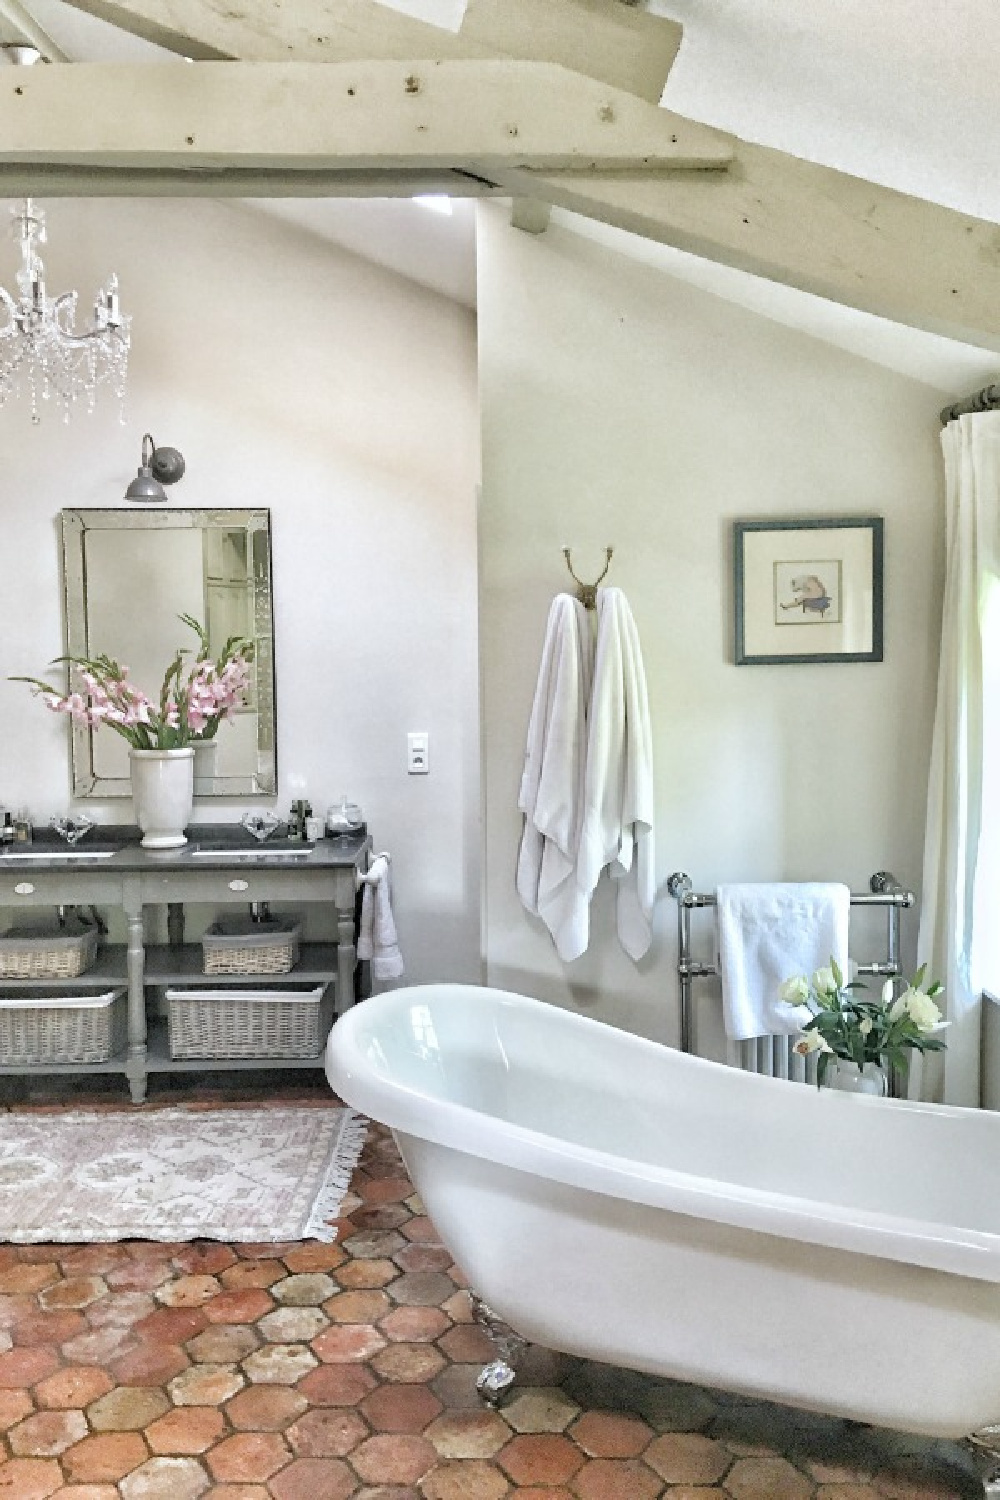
left=0, top=1076, right=983, bottom=1497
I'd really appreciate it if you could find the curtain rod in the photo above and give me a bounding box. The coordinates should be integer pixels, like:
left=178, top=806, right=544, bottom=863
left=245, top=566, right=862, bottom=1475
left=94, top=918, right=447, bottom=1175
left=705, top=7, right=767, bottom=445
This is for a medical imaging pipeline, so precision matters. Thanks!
left=940, top=382, right=1000, bottom=425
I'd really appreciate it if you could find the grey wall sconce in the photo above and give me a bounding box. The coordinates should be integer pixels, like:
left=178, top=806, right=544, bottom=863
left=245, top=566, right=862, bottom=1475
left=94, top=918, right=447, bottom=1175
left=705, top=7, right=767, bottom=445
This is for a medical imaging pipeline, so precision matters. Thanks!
left=124, top=433, right=186, bottom=502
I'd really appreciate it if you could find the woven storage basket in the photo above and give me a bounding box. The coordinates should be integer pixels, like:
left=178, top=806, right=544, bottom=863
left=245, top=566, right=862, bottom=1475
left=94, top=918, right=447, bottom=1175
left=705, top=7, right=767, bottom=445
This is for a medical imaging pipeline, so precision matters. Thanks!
left=0, top=989, right=127, bottom=1065
left=0, top=918, right=99, bottom=980
left=202, top=917, right=301, bottom=976
left=165, top=984, right=326, bottom=1060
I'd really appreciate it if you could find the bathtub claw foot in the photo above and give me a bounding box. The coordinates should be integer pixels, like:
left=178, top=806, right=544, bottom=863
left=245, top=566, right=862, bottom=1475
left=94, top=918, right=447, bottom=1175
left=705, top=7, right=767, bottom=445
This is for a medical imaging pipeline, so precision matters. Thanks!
left=963, top=1428, right=1000, bottom=1496
left=477, top=1357, right=520, bottom=1407
left=469, top=1293, right=528, bottom=1407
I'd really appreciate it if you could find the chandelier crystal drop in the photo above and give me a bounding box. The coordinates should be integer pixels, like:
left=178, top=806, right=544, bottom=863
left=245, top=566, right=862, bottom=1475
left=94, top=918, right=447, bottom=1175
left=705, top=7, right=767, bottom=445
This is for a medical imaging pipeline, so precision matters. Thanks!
left=0, top=199, right=130, bottom=424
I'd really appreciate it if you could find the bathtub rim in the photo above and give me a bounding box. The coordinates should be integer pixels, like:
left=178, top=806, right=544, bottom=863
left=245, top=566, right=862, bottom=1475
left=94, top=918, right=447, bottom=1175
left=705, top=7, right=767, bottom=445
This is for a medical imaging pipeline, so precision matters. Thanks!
left=327, top=983, right=1000, bottom=1286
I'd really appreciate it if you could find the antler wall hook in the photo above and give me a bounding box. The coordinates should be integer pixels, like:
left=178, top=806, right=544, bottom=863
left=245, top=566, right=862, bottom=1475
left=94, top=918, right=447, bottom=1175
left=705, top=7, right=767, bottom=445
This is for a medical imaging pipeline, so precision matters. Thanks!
left=562, top=545, right=613, bottom=609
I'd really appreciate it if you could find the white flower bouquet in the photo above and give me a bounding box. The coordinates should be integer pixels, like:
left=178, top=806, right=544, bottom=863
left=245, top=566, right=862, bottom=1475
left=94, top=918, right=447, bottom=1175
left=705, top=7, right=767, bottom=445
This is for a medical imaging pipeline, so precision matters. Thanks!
left=781, top=958, right=947, bottom=1088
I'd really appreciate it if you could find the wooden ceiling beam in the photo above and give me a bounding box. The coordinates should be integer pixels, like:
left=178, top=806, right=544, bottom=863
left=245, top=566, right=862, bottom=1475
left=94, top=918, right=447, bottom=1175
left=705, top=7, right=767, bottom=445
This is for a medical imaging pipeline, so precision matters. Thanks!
left=56, top=0, right=683, bottom=101
left=492, top=146, right=1000, bottom=351
left=0, top=59, right=733, bottom=173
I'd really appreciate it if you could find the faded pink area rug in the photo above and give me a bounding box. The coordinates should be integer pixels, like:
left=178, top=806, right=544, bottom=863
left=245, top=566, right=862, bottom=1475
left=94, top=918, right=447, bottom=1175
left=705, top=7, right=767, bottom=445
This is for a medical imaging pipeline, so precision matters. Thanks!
left=0, top=1105, right=367, bottom=1244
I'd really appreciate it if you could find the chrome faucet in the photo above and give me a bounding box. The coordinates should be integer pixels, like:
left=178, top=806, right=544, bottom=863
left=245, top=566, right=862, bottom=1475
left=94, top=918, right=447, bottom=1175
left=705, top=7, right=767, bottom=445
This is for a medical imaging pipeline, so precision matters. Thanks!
left=240, top=811, right=282, bottom=843
left=50, top=814, right=94, bottom=846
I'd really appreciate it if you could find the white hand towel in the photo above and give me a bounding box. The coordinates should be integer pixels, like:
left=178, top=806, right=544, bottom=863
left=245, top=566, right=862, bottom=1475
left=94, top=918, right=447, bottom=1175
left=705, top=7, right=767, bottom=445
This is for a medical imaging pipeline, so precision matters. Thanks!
left=716, top=882, right=850, bottom=1040
left=517, top=593, right=594, bottom=961
left=357, top=855, right=405, bottom=984
left=576, top=587, right=656, bottom=961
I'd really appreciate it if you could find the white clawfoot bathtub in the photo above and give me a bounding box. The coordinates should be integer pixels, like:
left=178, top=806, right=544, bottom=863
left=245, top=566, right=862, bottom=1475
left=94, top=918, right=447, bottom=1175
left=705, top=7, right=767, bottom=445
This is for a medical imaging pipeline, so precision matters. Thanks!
left=325, top=983, right=1000, bottom=1444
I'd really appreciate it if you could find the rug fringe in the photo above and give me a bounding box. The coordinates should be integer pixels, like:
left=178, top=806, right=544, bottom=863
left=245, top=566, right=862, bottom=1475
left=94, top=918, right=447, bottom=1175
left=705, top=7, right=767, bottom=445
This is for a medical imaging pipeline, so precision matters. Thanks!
left=302, top=1109, right=370, bottom=1243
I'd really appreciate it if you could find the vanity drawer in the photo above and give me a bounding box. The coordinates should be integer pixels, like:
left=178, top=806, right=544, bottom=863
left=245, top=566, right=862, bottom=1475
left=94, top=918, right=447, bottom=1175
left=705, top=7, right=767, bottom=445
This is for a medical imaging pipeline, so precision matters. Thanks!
left=0, top=871, right=123, bottom=907
left=139, top=869, right=340, bottom=906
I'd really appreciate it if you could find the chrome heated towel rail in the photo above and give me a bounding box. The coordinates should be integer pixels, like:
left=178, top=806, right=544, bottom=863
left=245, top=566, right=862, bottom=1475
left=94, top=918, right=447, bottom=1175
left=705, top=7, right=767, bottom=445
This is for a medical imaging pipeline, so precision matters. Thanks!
left=666, top=871, right=914, bottom=1080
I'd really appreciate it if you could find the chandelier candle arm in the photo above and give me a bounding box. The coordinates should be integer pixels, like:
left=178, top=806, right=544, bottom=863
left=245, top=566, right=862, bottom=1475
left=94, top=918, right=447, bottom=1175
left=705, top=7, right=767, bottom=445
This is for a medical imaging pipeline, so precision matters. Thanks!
left=0, top=197, right=130, bottom=423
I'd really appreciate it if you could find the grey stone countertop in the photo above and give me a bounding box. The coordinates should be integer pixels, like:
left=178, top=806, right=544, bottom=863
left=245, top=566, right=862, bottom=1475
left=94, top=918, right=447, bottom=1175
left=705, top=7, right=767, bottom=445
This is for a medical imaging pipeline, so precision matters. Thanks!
left=0, top=824, right=370, bottom=871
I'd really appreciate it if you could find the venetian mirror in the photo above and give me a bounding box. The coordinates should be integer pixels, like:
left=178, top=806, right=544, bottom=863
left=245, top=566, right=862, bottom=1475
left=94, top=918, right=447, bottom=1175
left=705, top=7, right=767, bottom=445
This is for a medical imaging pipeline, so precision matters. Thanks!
left=61, top=508, right=276, bottom=798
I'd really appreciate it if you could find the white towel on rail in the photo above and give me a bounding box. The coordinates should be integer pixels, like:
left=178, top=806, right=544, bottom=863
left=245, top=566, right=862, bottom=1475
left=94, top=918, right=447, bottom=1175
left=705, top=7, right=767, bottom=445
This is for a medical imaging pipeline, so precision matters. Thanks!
left=716, top=882, right=850, bottom=1040
left=357, top=855, right=405, bottom=984
left=576, top=587, right=656, bottom=961
left=517, top=593, right=594, bottom=960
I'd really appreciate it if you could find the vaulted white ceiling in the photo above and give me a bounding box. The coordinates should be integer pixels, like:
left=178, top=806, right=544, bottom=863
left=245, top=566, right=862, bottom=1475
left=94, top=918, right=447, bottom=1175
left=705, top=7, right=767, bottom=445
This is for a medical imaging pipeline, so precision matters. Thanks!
left=3, top=0, right=998, bottom=393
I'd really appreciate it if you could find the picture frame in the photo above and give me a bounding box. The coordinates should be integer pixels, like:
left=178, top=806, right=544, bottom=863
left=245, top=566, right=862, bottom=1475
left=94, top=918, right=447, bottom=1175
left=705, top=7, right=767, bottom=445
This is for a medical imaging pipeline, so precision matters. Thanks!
left=733, top=516, right=884, bottom=665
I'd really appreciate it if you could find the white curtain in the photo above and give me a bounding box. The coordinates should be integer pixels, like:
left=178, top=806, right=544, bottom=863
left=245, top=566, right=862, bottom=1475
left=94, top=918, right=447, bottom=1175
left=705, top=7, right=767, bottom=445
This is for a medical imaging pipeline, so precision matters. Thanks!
left=919, top=411, right=1000, bottom=1105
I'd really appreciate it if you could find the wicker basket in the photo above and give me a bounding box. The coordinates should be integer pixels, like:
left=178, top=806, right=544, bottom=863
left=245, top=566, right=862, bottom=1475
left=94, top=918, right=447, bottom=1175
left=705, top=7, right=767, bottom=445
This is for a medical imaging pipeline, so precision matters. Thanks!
left=0, top=989, right=127, bottom=1065
left=0, top=918, right=100, bottom=980
left=165, top=984, right=326, bottom=1060
left=202, top=917, right=301, bottom=976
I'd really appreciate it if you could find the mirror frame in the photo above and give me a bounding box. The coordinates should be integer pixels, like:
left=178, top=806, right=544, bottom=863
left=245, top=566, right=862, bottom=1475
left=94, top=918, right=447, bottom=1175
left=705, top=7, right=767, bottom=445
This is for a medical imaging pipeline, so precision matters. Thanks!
left=61, top=507, right=277, bottom=799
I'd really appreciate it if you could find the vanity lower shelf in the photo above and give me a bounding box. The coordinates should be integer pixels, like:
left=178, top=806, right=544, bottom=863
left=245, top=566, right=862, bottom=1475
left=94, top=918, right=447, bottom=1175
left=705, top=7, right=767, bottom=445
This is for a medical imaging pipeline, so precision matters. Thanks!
left=144, top=943, right=341, bottom=986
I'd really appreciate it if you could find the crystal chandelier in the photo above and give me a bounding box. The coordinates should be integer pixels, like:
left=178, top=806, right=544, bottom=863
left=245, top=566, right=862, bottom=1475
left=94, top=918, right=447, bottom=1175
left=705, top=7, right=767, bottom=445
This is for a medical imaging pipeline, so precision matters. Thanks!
left=0, top=199, right=130, bottom=424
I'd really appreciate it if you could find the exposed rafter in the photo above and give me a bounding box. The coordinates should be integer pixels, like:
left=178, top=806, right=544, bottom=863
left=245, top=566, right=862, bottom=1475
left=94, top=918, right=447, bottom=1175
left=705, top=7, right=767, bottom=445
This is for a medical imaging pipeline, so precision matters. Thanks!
left=56, top=0, right=682, bottom=101
left=0, top=59, right=733, bottom=173
left=0, top=0, right=70, bottom=61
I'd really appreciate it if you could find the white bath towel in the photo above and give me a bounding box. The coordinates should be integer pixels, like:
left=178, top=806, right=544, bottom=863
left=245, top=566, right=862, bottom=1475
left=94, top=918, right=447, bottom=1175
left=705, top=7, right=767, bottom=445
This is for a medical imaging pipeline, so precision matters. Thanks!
left=576, top=587, right=656, bottom=961
left=716, top=882, right=850, bottom=1040
left=357, top=854, right=405, bottom=984
left=517, top=593, right=594, bottom=961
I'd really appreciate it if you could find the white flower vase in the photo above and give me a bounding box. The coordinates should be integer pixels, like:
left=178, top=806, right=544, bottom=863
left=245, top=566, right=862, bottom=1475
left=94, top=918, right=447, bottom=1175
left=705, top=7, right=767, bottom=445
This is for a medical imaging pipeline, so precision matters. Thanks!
left=826, top=1060, right=888, bottom=1096
left=130, top=748, right=195, bottom=849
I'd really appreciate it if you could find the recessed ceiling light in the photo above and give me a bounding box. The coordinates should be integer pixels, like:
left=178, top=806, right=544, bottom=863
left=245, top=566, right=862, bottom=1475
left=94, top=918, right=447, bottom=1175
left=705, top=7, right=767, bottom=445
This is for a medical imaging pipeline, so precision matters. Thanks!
left=412, top=195, right=454, bottom=216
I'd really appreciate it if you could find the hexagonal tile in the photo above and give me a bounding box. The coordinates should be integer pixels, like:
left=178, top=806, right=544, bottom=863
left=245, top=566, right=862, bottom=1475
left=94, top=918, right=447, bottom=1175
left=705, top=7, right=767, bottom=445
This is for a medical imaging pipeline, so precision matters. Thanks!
left=572, top=1457, right=663, bottom=1500
left=498, top=1432, right=583, bottom=1485
left=241, top=1344, right=318, bottom=1386
left=38, top=1275, right=107, bottom=1310
left=334, top=1259, right=397, bottom=1291
left=325, top=1290, right=391, bottom=1325
left=62, top=1430, right=150, bottom=1484
left=310, top=1325, right=386, bottom=1364
left=369, top=1340, right=446, bottom=1385
left=257, top=1307, right=328, bottom=1344
left=118, top=1455, right=211, bottom=1498
left=168, top=1363, right=245, bottom=1406
left=206, top=1432, right=291, bottom=1484
left=0, top=1264, right=59, bottom=1296
left=33, top=1365, right=113, bottom=1410
left=88, top=1386, right=171, bottom=1431
left=225, top=1385, right=309, bottom=1431
left=725, top=1454, right=814, bottom=1498
left=0, top=1347, right=59, bottom=1389
left=268, top=1456, right=355, bottom=1500
left=349, top=1432, right=436, bottom=1486
left=203, top=1290, right=274, bottom=1326
left=420, top=1459, right=508, bottom=1500
left=9, top=1408, right=88, bottom=1457
left=185, top=1324, right=259, bottom=1365
left=145, top=1406, right=225, bottom=1455
left=0, top=1389, right=34, bottom=1430
left=570, top=1409, right=653, bottom=1458
left=286, top=1407, right=368, bottom=1458
left=155, top=1275, right=221, bottom=1308
left=219, top=1260, right=286, bottom=1293
left=271, top=1275, right=336, bottom=1307
left=296, top=1363, right=377, bottom=1408
left=282, top=1245, right=345, bottom=1274
left=0, top=1456, right=63, bottom=1499
left=110, top=1342, right=189, bottom=1387
left=504, top=1385, right=581, bottom=1433
left=360, top=1382, right=443, bottom=1434
left=644, top=1430, right=732, bottom=1486
left=423, top=1409, right=511, bottom=1460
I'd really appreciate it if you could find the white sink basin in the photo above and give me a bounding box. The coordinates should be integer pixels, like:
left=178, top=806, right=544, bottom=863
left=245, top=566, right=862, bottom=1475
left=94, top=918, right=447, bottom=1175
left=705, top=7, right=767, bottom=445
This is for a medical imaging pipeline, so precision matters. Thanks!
left=0, top=848, right=117, bottom=860
left=186, top=845, right=315, bottom=860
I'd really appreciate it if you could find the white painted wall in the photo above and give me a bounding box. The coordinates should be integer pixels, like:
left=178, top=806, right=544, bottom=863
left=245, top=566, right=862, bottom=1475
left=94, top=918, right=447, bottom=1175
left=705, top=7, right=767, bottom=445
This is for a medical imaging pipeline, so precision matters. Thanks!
left=0, top=197, right=481, bottom=983
left=477, top=201, right=947, bottom=1061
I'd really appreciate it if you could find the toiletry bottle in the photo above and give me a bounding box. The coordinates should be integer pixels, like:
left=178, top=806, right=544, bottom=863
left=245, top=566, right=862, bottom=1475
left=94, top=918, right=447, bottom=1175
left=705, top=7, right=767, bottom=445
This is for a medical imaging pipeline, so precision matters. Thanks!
left=12, top=810, right=32, bottom=845
left=0, top=811, right=12, bottom=846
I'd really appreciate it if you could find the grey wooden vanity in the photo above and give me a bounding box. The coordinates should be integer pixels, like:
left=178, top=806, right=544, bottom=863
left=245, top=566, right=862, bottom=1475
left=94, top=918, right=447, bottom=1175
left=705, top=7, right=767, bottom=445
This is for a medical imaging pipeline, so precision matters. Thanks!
left=0, top=826, right=372, bottom=1103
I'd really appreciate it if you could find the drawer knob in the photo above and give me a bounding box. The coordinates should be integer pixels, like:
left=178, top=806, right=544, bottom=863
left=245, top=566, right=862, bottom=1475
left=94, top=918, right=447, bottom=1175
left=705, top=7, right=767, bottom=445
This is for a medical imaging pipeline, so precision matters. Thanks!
left=13, top=882, right=34, bottom=896
left=228, top=878, right=249, bottom=892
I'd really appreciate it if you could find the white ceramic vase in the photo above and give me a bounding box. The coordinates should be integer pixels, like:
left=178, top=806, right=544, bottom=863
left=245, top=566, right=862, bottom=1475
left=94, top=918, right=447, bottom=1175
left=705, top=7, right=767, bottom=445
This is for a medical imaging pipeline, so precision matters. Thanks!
left=130, top=747, right=195, bottom=849
left=826, top=1059, right=888, bottom=1096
